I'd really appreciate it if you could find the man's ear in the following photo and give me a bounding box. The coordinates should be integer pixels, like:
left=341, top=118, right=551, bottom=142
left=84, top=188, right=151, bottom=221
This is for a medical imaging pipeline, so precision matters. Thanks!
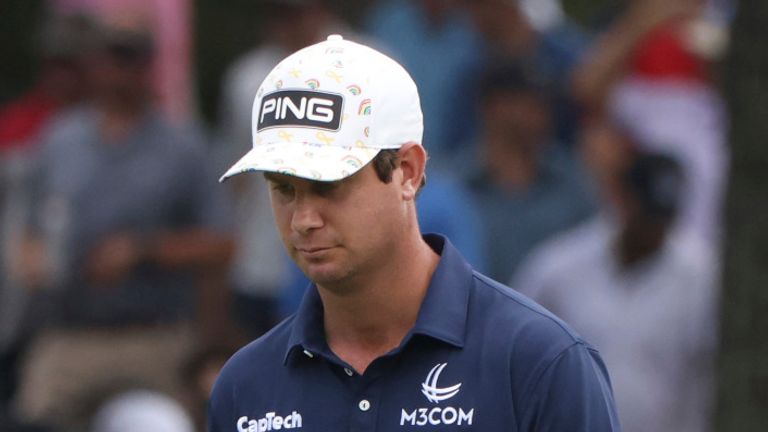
left=397, top=142, right=427, bottom=201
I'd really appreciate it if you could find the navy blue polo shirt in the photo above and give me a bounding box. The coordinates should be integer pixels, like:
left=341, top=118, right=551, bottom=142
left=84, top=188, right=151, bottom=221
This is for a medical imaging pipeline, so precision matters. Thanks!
left=209, top=234, right=621, bottom=431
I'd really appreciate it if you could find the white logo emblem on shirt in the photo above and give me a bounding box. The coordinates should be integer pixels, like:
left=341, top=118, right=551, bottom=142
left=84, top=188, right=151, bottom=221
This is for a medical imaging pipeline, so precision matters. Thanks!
left=399, top=363, right=474, bottom=427
left=237, top=411, right=302, bottom=432
left=421, top=363, right=462, bottom=403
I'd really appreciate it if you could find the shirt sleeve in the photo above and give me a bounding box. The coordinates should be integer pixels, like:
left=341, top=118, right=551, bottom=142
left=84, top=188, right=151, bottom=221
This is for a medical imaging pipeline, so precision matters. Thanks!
left=207, top=399, right=223, bottom=432
left=208, top=373, right=235, bottom=432
left=177, top=133, right=233, bottom=232
left=519, top=342, right=622, bottom=432
left=22, top=130, right=57, bottom=235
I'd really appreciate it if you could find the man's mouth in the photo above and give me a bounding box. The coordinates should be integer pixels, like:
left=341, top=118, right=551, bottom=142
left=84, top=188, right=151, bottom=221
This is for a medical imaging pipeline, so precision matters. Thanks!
left=296, top=246, right=336, bottom=257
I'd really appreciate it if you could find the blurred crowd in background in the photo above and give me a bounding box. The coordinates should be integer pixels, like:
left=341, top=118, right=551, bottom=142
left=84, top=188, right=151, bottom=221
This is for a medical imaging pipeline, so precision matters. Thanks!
left=0, top=0, right=735, bottom=431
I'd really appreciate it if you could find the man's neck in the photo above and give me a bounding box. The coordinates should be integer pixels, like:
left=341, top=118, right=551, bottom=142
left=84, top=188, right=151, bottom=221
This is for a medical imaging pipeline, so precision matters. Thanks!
left=98, top=104, right=146, bottom=143
left=616, top=221, right=667, bottom=269
left=319, top=234, right=440, bottom=374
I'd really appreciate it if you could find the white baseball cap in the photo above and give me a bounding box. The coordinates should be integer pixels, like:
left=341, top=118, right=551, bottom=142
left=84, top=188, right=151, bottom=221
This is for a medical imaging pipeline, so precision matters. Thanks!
left=220, top=34, right=423, bottom=182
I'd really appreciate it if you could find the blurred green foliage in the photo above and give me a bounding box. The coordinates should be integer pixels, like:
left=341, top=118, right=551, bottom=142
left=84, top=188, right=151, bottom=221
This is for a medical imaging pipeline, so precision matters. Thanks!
left=193, top=0, right=369, bottom=124
left=717, top=0, right=768, bottom=429
left=0, top=0, right=46, bottom=103
left=1, top=0, right=618, bottom=125
left=194, top=0, right=263, bottom=124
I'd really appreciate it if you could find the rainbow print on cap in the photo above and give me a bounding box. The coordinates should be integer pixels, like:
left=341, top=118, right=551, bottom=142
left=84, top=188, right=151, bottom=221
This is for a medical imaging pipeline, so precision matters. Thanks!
left=220, top=34, right=424, bottom=184
left=358, top=99, right=371, bottom=116
left=347, top=84, right=361, bottom=95
left=342, top=155, right=363, bottom=168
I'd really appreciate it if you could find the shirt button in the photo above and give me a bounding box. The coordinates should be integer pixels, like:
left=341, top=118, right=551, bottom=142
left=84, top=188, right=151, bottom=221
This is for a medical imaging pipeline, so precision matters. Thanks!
left=344, top=368, right=354, bottom=376
left=358, top=399, right=371, bottom=412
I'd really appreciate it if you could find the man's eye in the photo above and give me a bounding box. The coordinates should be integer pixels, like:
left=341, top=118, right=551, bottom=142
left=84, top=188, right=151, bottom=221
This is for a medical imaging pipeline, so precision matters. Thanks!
left=272, top=183, right=295, bottom=196
left=312, top=182, right=338, bottom=196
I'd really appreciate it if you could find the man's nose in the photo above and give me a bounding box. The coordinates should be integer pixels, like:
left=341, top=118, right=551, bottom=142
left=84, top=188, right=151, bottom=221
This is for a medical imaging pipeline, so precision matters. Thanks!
left=291, top=195, right=324, bottom=235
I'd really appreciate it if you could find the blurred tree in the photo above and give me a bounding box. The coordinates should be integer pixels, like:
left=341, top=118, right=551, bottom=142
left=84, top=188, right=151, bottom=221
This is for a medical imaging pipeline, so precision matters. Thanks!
left=0, top=0, right=46, bottom=103
left=193, top=0, right=368, bottom=125
left=193, top=0, right=263, bottom=124
left=716, top=1, right=768, bottom=431
left=563, top=0, right=621, bottom=28
left=3, top=0, right=611, bottom=124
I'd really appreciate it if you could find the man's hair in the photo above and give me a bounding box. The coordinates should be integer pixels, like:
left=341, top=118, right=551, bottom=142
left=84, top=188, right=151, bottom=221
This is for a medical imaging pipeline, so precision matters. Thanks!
left=371, top=149, right=426, bottom=191
left=478, top=59, right=552, bottom=105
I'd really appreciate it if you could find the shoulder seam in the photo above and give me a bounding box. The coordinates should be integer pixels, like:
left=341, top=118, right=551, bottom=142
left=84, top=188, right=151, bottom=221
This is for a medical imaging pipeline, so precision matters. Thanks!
left=518, top=341, right=585, bottom=418
left=472, top=272, right=582, bottom=343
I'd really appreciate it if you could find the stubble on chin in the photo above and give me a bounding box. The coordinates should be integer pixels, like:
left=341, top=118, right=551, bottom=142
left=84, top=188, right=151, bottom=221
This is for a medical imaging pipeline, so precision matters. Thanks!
left=295, top=248, right=343, bottom=279
left=301, top=256, right=363, bottom=296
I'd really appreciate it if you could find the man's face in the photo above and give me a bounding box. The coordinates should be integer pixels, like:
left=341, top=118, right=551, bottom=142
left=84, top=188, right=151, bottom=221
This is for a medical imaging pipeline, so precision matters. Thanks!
left=89, top=44, right=153, bottom=110
left=463, top=0, right=526, bottom=42
left=482, top=90, right=550, bottom=149
left=265, top=163, right=406, bottom=290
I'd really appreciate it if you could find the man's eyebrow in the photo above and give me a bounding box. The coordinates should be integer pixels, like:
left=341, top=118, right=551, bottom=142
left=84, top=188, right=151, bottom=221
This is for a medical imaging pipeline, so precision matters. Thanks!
left=263, top=172, right=283, bottom=182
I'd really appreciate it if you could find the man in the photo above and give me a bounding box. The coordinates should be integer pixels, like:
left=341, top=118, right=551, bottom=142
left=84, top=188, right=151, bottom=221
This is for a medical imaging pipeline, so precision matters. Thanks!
left=571, top=0, right=728, bottom=247
left=209, top=35, right=621, bottom=431
left=14, top=20, right=233, bottom=430
left=215, top=0, right=354, bottom=338
left=461, top=0, right=588, bottom=145
left=466, top=61, right=596, bottom=281
left=0, top=13, right=97, bottom=416
left=365, top=0, right=486, bottom=170
left=512, top=131, right=719, bottom=431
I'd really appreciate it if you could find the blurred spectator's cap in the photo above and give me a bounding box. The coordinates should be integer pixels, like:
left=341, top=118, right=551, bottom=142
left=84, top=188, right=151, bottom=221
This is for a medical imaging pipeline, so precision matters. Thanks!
left=263, top=0, right=326, bottom=14
left=220, top=34, right=423, bottom=182
left=479, top=60, right=551, bottom=100
left=625, top=153, right=684, bottom=219
left=38, top=13, right=99, bottom=59
left=89, top=390, right=194, bottom=432
left=97, top=18, right=155, bottom=65
left=264, top=0, right=320, bottom=6
left=631, top=22, right=708, bottom=82
left=515, top=0, right=565, bottom=32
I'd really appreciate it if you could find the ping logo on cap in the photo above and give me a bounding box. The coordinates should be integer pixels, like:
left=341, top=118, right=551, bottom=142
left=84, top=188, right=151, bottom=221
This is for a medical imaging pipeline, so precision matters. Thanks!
left=258, top=90, right=344, bottom=132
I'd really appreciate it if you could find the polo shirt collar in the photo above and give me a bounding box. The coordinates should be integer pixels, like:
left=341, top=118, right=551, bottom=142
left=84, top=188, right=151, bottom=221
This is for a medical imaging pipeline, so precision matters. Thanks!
left=410, top=234, right=472, bottom=347
left=284, top=281, right=326, bottom=363
left=284, top=234, right=473, bottom=364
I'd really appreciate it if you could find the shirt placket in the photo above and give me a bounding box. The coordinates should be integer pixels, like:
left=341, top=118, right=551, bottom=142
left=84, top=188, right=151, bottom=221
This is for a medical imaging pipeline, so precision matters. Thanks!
left=348, top=362, right=385, bottom=432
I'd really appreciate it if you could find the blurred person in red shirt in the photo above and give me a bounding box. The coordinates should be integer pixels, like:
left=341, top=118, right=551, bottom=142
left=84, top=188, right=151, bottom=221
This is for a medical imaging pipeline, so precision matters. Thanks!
left=571, top=0, right=732, bottom=247
left=0, top=13, right=96, bottom=154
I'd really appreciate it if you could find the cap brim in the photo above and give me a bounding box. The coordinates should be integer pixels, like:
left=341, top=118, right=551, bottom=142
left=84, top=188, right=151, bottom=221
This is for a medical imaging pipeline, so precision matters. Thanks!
left=219, top=141, right=382, bottom=183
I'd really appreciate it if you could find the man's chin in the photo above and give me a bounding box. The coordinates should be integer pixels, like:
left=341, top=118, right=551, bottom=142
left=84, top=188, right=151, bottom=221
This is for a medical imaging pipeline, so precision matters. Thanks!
left=301, top=262, right=355, bottom=289
left=304, top=268, right=344, bottom=286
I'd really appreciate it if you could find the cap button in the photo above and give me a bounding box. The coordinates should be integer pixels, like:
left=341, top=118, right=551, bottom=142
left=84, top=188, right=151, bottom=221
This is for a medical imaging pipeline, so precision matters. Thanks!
left=327, top=34, right=343, bottom=42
